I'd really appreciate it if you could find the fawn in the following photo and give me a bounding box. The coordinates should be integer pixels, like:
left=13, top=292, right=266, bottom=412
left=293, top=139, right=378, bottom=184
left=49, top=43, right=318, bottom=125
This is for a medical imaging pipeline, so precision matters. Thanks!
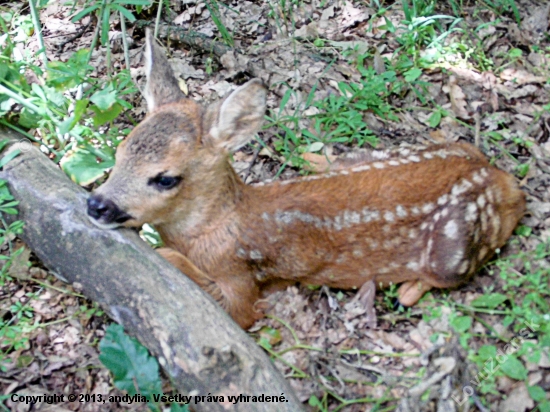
left=87, top=30, right=525, bottom=329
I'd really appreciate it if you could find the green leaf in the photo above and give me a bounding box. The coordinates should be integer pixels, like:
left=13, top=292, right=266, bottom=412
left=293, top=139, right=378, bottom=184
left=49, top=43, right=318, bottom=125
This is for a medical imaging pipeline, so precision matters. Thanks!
left=428, top=110, right=441, bottom=127
left=508, top=48, right=522, bottom=58
left=99, top=324, right=162, bottom=400
left=0, top=149, right=21, bottom=169
left=478, top=344, right=497, bottom=361
left=404, top=67, right=422, bottom=82
left=516, top=163, right=529, bottom=178
left=111, top=4, right=137, bottom=22
left=71, top=4, right=100, bottom=22
left=308, top=395, right=323, bottom=407
left=18, top=108, right=41, bottom=128
left=527, top=385, right=545, bottom=402
left=115, top=0, right=152, bottom=5
left=90, top=86, right=118, bottom=111
left=515, top=225, right=532, bottom=237
left=471, top=293, right=508, bottom=309
left=306, top=142, right=324, bottom=152
left=450, top=315, right=472, bottom=333
left=60, top=147, right=114, bottom=185
left=500, top=357, right=527, bottom=380
left=90, top=102, right=123, bottom=127
left=58, top=99, right=89, bottom=135
left=538, top=400, right=550, bottom=412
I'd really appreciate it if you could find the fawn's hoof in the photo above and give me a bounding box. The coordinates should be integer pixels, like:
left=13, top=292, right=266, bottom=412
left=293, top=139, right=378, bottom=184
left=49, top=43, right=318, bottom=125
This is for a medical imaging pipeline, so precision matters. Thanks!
left=397, top=280, right=433, bottom=306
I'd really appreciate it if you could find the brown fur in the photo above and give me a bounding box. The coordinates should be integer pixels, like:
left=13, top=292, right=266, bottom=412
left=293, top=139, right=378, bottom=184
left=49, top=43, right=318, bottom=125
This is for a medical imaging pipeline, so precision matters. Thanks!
left=88, top=31, right=525, bottom=329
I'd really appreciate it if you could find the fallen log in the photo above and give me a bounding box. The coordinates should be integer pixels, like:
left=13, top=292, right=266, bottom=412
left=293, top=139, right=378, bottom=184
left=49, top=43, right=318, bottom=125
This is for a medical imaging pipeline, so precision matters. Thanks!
left=0, top=126, right=302, bottom=412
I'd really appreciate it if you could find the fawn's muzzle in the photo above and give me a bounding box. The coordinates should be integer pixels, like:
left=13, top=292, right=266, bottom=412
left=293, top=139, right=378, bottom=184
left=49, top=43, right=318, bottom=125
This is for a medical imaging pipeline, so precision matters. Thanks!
left=87, top=195, right=132, bottom=225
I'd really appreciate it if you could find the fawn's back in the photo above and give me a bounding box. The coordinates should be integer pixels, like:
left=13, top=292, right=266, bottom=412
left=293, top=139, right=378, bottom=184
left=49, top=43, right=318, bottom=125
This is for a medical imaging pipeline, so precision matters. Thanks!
left=87, top=30, right=525, bottom=328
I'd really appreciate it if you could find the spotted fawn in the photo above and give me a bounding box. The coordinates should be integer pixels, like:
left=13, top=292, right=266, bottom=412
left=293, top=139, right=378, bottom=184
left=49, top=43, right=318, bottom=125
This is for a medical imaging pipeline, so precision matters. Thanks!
left=87, top=30, right=526, bottom=328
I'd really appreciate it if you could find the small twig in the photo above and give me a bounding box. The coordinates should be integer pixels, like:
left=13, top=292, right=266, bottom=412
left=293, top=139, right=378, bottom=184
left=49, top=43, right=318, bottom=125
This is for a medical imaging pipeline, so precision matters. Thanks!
left=120, top=14, right=131, bottom=71
left=154, top=0, right=163, bottom=39
left=474, top=107, right=481, bottom=147
left=58, top=20, right=93, bottom=51
left=86, top=0, right=108, bottom=66
left=241, top=144, right=262, bottom=182
left=28, top=0, right=47, bottom=67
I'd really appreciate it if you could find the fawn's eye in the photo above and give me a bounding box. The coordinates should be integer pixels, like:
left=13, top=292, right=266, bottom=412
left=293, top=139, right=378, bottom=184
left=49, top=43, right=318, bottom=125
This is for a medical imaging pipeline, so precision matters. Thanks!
left=149, top=174, right=182, bottom=191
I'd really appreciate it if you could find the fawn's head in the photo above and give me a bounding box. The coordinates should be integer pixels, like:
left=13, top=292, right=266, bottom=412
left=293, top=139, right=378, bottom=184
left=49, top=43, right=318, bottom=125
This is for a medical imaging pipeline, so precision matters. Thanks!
left=87, top=30, right=266, bottom=230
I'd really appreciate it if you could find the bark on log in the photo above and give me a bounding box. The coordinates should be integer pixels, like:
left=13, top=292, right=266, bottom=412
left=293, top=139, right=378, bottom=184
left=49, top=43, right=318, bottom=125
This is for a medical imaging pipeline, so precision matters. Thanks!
left=0, top=127, right=303, bottom=412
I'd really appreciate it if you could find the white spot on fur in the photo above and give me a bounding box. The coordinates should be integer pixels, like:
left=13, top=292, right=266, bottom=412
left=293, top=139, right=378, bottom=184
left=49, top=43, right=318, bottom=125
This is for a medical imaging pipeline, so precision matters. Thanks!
left=480, top=211, right=488, bottom=231
left=422, top=203, right=436, bottom=214
left=406, top=261, right=420, bottom=271
left=411, top=206, right=421, bottom=216
left=409, top=155, right=421, bottom=162
left=409, top=229, right=418, bottom=239
left=458, top=260, right=469, bottom=274
left=437, top=194, right=449, bottom=206
left=477, top=194, right=487, bottom=208
left=447, top=249, right=464, bottom=270
left=441, top=208, right=449, bottom=218
left=351, top=164, right=371, bottom=172
left=344, top=210, right=361, bottom=226
left=396, top=205, right=407, bottom=218
left=452, top=179, right=473, bottom=197
left=362, top=208, right=380, bottom=223
left=388, top=160, right=400, bottom=166
left=472, top=171, right=484, bottom=184
left=383, top=225, right=392, bottom=233
left=384, top=211, right=395, bottom=222
left=400, top=158, right=410, bottom=165
left=373, top=162, right=385, bottom=169
left=340, top=170, right=349, bottom=175
left=444, top=220, right=459, bottom=239
left=262, top=212, right=270, bottom=221
left=367, top=239, right=379, bottom=250
left=423, top=152, right=434, bottom=160
left=480, top=168, right=489, bottom=178
left=372, top=150, right=389, bottom=159
left=478, top=246, right=489, bottom=260
left=465, top=203, right=478, bottom=222
left=250, top=250, right=263, bottom=260
left=352, top=249, right=364, bottom=258
left=420, top=222, right=429, bottom=231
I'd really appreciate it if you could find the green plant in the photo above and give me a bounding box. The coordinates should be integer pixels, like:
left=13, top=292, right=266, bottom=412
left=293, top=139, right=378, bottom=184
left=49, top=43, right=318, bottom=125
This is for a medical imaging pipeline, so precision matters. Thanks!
left=100, top=324, right=189, bottom=411
left=481, top=0, right=520, bottom=25
left=0, top=16, right=137, bottom=184
left=444, top=239, right=550, bottom=410
left=204, top=0, right=234, bottom=47
left=71, top=0, right=151, bottom=58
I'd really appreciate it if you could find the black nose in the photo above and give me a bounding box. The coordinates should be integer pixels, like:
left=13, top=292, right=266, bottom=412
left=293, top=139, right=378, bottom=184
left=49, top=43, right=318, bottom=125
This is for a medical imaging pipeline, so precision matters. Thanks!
left=87, top=195, right=131, bottom=224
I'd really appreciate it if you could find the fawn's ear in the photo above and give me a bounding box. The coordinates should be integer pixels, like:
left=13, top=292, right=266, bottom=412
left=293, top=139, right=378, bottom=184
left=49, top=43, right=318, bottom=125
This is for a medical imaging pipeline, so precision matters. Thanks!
left=205, top=79, right=267, bottom=152
left=143, top=29, right=185, bottom=112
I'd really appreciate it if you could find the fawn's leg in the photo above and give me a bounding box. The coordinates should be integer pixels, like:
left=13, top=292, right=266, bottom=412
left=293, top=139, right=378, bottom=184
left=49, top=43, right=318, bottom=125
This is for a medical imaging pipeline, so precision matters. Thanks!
left=397, top=280, right=433, bottom=306
left=157, top=247, right=262, bottom=329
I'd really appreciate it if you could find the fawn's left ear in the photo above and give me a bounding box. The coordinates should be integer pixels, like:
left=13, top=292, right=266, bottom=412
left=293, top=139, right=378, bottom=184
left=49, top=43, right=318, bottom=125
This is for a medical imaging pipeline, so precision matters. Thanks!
left=205, top=79, right=267, bottom=152
left=143, top=28, right=186, bottom=112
